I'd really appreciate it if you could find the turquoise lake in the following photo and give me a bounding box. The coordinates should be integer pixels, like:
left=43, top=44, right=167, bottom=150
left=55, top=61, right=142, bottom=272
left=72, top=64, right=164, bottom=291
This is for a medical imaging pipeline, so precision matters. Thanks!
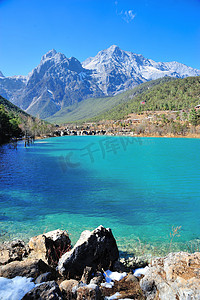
left=0, top=136, right=200, bottom=256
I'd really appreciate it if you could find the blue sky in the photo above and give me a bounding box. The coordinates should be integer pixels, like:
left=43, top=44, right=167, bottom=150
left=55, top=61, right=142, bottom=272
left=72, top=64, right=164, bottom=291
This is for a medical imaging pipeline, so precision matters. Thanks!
left=0, top=0, right=199, bottom=76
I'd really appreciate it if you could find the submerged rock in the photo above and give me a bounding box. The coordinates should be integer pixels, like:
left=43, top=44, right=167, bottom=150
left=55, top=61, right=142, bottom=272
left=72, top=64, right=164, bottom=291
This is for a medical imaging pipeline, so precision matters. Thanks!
left=140, top=251, right=200, bottom=300
left=57, top=225, right=119, bottom=278
left=28, top=229, right=71, bottom=267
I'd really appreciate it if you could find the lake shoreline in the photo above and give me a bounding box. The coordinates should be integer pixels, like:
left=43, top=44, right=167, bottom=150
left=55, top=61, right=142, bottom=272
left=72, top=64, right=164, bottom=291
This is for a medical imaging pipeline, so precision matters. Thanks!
left=0, top=227, right=199, bottom=299
left=35, top=132, right=200, bottom=141
left=1, top=131, right=199, bottom=148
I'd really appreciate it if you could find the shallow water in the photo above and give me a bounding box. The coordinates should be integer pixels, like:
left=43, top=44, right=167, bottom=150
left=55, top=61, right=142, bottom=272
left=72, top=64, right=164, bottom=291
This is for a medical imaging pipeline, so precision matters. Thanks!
left=0, top=136, right=200, bottom=256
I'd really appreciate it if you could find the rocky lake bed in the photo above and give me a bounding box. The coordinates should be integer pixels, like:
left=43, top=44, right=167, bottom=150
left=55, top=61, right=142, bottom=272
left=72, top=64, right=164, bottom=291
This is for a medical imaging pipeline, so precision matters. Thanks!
left=0, top=225, right=199, bottom=300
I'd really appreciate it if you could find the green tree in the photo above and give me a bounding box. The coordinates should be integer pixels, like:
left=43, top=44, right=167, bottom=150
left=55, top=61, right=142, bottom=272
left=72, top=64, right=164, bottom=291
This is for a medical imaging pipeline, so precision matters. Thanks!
left=189, top=108, right=198, bottom=126
left=0, top=104, right=22, bottom=143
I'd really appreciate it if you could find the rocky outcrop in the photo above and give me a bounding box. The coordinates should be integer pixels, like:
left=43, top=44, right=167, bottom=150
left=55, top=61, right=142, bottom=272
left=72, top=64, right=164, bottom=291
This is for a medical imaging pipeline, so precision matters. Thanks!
left=0, top=239, right=29, bottom=265
left=22, top=281, right=63, bottom=300
left=1, top=227, right=200, bottom=300
left=0, top=258, right=55, bottom=279
left=28, top=229, right=71, bottom=267
left=140, top=251, right=200, bottom=300
left=57, top=225, right=119, bottom=278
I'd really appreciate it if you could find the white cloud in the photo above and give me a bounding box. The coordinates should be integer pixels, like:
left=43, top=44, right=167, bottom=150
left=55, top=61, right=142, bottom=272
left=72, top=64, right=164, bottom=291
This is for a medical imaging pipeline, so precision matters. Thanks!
left=114, top=2, right=136, bottom=23
left=120, top=9, right=136, bottom=23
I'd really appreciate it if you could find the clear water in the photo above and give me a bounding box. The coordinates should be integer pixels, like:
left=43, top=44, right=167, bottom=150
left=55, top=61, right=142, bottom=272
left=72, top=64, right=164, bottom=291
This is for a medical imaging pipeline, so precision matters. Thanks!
left=0, top=136, right=200, bottom=256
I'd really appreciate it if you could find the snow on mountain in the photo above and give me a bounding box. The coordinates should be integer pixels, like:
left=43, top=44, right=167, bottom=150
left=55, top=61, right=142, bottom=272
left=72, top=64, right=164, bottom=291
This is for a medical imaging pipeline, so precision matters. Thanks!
left=9, top=49, right=103, bottom=118
left=0, top=45, right=200, bottom=119
left=83, top=45, right=200, bottom=94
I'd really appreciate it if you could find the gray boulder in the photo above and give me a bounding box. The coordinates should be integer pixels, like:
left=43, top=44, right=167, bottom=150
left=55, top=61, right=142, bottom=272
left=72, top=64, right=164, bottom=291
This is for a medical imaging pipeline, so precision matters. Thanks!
left=57, top=225, right=119, bottom=278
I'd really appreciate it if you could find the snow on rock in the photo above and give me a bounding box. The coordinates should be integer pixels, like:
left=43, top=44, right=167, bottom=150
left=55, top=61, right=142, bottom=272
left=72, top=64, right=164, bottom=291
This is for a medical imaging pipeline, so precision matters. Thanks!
left=104, top=270, right=127, bottom=282
left=0, top=276, right=35, bottom=300
left=101, top=281, right=115, bottom=288
left=105, top=292, right=121, bottom=299
left=79, top=72, right=87, bottom=81
left=133, top=266, right=149, bottom=277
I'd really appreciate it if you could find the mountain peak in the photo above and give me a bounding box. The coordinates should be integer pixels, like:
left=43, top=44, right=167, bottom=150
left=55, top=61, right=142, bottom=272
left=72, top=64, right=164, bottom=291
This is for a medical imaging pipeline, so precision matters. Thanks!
left=106, top=45, right=122, bottom=55
left=107, top=45, right=120, bottom=51
left=41, top=49, right=57, bottom=62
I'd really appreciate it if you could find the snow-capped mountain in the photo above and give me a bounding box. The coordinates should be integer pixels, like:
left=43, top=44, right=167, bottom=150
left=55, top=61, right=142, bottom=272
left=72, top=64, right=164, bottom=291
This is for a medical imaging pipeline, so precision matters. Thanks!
left=82, top=45, right=200, bottom=94
left=0, top=74, right=27, bottom=104
left=0, top=50, right=103, bottom=118
left=0, top=46, right=199, bottom=119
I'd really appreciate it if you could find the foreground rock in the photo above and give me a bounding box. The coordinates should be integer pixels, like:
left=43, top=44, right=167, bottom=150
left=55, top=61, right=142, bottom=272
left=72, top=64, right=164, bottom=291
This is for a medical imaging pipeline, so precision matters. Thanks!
left=29, top=229, right=71, bottom=267
left=22, top=281, right=63, bottom=300
left=59, top=279, right=79, bottom=299
left=101, top=274, right=145, bottom=300
left=0, top=259, right=55, bottom=280
left=76, top=284, right=103, bottom=300
left=1, top=226, right=200, bottom=300
left=140, top=251, right=200, bottom=300
left=0, top=240, right=28, bottom=265
left=57, top=226, right=119, bottom=278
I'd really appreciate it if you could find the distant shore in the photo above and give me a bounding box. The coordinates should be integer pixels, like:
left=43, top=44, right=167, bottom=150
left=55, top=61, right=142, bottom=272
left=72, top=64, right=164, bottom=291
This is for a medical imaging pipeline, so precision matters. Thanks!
left=33, top=131, right=200, bottom=141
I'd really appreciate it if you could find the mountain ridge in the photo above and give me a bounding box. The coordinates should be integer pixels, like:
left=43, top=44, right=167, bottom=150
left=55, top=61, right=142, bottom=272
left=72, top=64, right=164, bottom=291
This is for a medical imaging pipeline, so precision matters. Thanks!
left=47, top=77, right=176, bottom=124
left=0, top=45, right=199, bottom=119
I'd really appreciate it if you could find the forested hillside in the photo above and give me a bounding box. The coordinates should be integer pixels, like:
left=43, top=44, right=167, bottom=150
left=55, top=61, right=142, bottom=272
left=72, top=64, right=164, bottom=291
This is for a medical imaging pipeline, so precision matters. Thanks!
left=47, top=77, right=175, bottom=124
left=92, top=76, right=200, bottom=121
left=0, top=95, right=54, bottom=144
